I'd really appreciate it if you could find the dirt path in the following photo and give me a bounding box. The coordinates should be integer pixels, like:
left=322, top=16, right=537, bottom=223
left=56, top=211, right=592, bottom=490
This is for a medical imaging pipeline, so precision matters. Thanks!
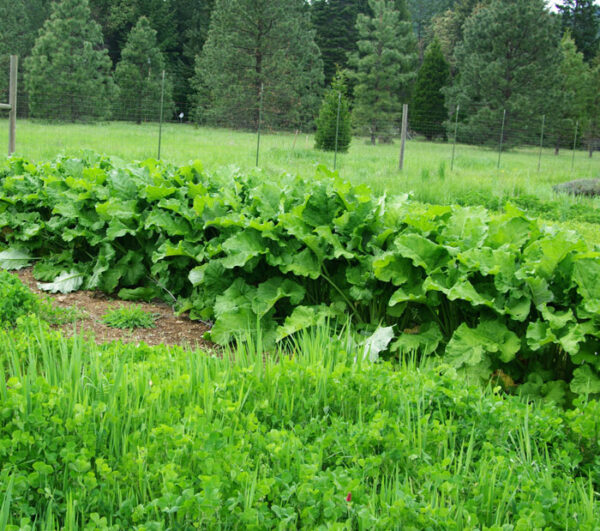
left=13, top=268, right=214, bottom=351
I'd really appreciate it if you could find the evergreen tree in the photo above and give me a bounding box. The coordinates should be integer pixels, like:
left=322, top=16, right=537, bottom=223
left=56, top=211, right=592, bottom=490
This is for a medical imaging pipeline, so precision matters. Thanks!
left=114, top=17, right=174, bottom=123
left=446, top=0, right=560, bottom=147
left=407, top=0, right=454, bottom=59
left=557, top=0, right=600, bottom=62
left=315, top=71, right=352, bottom=152
left=193, top=0, right=323, bottom=130
left=0, top=0, right=52, bottom=97
left=349, top=0, right=418, bottom=144
left=25, top=0, right=114, bottom=121
left=547, top=33, right=588, bottom=154
left=90, top=0, right=214, bottom=116
left=412, top=39, right=450, bottom=139
left=311, top=0, right=369, bottom=86
left=0, top=0, right=30, bottom=96
left=583, top=55, right=600, bottom=157
left=430, top=0, right=491, bottom=69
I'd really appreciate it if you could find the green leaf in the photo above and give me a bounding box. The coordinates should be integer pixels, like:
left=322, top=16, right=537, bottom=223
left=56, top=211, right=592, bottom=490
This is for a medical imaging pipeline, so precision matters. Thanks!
left=571, top=365, right=600, bottom=395
left=221, top=230, right=266, bottom=269
left=391, top=322, right=443, bottom=355
left=0, top=247, right=32, bottom=270
left=144, top=210, right=190, bottom=236
left=275, top=304, right=334, bottom=342
left=573, top=258, right=600, bottom=316
left=362, top=326, right=395, bottom=362
left=118, top=286, right=163, bottom=302
left=526, top=321, right=557, bottom=351
left=252, top=277, right=306, bottom=317
left=37, top=270, right=84, bottom=294
left=394, top=233, right=450, bottom=272
left=446, top=320, right=520, bottom=368
left=96, top=198, right=138, bottom=221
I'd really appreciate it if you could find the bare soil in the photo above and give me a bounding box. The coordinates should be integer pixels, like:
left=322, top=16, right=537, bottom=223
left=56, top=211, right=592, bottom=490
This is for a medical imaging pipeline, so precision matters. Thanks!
left=13, top=268, right=214, bottom=351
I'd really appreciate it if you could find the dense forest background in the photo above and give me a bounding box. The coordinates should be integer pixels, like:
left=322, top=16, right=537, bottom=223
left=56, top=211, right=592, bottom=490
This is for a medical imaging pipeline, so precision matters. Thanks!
left=1, top=0, right=599, bottom=148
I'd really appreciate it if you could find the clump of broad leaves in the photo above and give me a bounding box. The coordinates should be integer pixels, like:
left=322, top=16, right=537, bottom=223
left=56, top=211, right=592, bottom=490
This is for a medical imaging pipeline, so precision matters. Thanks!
left=1, top=153, right=599, bottom=403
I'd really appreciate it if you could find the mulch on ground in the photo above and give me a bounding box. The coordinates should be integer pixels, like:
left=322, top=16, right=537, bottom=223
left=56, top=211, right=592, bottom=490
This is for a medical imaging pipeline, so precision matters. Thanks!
left=13, top=268, right=214, bottom=351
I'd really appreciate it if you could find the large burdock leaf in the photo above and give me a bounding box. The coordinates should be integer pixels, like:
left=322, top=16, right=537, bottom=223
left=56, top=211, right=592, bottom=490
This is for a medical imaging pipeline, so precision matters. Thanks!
left=446, top=320, right=521, bottom=369
left=252, top=277, right=306, bottom=317
left=362, top=326, right=395, bottom=362
left=570, top=365, right=600, bottom=395
left=573, top=257, right=600, bottom=316
left=275, top=304, right=335, bottom=342
left=394, top=233, right=450, bottom=272
left=37, top=270, right=84, bottom=294
left=221, top=230, right=266, bottom=269
left=0, top=247, right=32, bottom=270
left=392, top=322, right=443, bottom=355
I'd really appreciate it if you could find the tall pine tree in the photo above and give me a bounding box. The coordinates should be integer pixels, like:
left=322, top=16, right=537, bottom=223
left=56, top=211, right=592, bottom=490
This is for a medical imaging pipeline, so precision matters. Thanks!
left=557, top=0, right=600, bottom=62
left=0, top=0, right=30, bottom=97
left=412, top=38, right=450, bottom=139
left=193, top=0, right=323, bottom=130
left=349, top=0, right=417, bottom=144
left=446, top=0, right=560, bottom=146
left=114, top=17, right=174, bottom=123
left=583, top=54, right=600, bottom=157
left=311, top=0, right=370, bottom=86
left=547, top=33, right=588, bottom=154
left=0, top=0, right=52, bottom=98
left=25, top=0, right=114, bottom=121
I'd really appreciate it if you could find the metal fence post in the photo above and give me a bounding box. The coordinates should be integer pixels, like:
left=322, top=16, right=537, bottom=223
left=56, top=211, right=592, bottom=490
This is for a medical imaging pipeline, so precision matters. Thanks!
left=8, top=55, right=18, bottom=156
left=399, top=104, right=408, bottom=171
left=256, top=83, right=264, bottom=167
left=497, top=109, right=506, bottom=169
left=537, top=114, right=545, bottom=172
left=571, top=120, right=579, bottom=172
left=451, top=105, right=460, bottom=171
left=157, top=70, right=165, bottom=160
left=333, top=92, right=341, bottom=171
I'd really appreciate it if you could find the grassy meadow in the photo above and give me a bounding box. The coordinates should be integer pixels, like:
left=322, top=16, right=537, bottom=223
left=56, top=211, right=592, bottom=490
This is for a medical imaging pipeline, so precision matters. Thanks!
left=2, top=119, right=599, bottom=241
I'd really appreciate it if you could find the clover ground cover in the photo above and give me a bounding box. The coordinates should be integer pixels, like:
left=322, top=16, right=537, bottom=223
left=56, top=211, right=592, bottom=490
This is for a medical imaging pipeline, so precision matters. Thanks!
left=1, top=318, right=599, bottom=528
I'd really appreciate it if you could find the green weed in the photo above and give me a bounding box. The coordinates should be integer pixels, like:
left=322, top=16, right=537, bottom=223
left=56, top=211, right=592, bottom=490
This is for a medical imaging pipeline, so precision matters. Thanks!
left=101, top=304, right=159, bottom=329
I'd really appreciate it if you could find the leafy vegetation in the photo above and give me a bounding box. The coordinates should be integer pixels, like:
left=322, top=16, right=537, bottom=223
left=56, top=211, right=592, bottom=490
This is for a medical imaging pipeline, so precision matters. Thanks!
left=1, top=154, right=600, bottom=403
left=102, top=304, right=158, bottom=329
left=0, top=271, right=38, bottom=324
left=1, top=317, right=600, bottom=528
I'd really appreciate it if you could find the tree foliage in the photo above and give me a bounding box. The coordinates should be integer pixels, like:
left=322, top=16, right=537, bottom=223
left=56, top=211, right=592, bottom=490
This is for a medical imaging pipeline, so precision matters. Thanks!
left=583, top=55, right=600, bottom=156
left=311, top=0, right=371, bottom=86
left=0, top=0, right=52, bottom=96
left=25, top=0, right=114, bottom=121
left=446, top=0, right=560, bottom=147
left=350, top=0, right=417, bottom=144
left=89, top=0, right=215, bottom=116
left=315, top=71, right=352, bottom=152
left=546, top=33, right=589, bottom=154
left=193, top=0, right=323, bottom=130
left=411, top=39, right=450, bottom=140
left=114, top=17, right=174, bottom=123
left=557, top=0, right=600, bottom=62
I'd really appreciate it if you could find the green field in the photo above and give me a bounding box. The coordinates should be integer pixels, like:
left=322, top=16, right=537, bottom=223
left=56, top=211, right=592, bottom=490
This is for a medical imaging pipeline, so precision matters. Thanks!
left=2, top=120, right=599, bottom=238
left=0, top=119, right=597, bottom=190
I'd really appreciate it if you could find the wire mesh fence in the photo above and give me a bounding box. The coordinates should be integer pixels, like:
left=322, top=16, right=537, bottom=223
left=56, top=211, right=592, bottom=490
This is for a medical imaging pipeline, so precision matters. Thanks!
left=1, top=59, right=599, bottom=178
